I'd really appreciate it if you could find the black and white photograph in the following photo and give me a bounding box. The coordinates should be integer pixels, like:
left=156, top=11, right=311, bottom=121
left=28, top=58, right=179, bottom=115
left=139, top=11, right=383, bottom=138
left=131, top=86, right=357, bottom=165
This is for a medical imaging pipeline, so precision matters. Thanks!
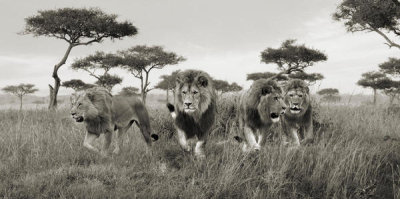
left=0, top=0, right=399, bottom=198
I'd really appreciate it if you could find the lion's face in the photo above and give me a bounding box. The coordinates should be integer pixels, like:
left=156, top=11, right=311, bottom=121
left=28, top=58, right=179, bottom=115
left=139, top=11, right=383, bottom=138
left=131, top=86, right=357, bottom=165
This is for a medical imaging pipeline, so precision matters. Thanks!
left=70, top=92, right=98, bottom=122
left=175, top=70, right=214, bottom=115
left=284, top=88, right=309, bottom=115
left=179, top=84, right=201, bottom=113
left=258, top=90, right=286, bottom=123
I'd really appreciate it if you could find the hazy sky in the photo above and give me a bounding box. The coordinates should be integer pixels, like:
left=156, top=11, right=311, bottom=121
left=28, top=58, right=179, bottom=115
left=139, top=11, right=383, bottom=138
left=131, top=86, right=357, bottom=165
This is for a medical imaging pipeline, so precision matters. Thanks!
left=0, top=0, right=399, bottom=96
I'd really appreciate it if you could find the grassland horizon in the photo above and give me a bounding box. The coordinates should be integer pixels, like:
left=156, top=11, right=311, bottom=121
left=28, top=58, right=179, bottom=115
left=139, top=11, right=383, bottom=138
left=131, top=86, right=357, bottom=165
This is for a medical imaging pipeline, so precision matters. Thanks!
left=0, top=95, right=399, bottom=198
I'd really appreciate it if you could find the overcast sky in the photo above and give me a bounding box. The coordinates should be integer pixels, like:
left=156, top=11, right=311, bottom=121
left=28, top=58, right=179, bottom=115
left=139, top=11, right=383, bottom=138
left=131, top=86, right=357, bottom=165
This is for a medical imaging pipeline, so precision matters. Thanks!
left=0, top=0, right=399, bottom=96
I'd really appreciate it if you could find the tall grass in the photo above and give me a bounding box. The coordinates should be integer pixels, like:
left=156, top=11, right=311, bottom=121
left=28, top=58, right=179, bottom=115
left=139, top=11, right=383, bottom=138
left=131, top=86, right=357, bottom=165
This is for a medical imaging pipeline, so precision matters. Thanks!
left=0, top=100, right=399, bottom=198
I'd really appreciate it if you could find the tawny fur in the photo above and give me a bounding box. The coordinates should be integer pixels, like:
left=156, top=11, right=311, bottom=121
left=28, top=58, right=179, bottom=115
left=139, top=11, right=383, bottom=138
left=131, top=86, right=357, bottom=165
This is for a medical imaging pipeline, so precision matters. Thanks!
left=167, top=70, right=216, bottom=157
left=237, top=79, right=286, bottom=151
left=281, top=79, right=313, bottom=146
left=70, top=87, right=157, bottom=155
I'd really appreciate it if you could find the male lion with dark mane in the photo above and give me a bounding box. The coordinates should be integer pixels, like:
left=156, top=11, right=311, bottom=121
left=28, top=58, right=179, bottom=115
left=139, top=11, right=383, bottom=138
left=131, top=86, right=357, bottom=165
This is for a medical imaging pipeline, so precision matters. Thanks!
left=70, top=87, right=158, bottom=156
left=166, top=70, right=216, bottom=158
left=281, top=79, right=313, bottom=147
left=236, top=79, right=286, bottom=152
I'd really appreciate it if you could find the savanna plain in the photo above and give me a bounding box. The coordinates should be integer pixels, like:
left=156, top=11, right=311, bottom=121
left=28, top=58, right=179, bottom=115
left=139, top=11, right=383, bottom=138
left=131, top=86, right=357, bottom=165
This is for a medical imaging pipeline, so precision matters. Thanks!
left=0, top=95, right=399, bottom=199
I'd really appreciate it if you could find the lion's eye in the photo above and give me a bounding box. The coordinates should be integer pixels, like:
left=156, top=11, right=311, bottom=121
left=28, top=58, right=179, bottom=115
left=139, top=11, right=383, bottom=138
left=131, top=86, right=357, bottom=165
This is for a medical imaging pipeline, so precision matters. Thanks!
left=289, top=94, right=294, bottom=97
left=182, top=91, right=187, bottom=95
left=298, top=95, right=303, bottom=98
left=77, top=103, right=82, bottom=107
left=274, top=96, right=279, bottom=101
left=193, top=91, right=198, bottom=94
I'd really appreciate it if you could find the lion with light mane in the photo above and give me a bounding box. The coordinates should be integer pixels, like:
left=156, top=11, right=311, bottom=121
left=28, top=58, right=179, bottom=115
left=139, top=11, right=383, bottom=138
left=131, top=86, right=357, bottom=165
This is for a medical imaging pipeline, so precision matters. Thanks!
left=166, top=70, right=216, bottom=158
left=236, top=79, right=286, bottom=152
left=281, top=79, right=313, bottom=147
left=70, top=87, right=158, bottom=156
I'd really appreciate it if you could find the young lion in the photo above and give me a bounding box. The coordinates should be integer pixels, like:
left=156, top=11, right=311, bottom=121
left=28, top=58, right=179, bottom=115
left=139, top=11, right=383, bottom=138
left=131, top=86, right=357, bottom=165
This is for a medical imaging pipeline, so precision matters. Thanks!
left=237, top=79, right=286, bottom=152
left=70, top=87, right=158, bottom=156
left=166, top=70, right=216, bottom=158
left=281, top=79, right=313, bottom=147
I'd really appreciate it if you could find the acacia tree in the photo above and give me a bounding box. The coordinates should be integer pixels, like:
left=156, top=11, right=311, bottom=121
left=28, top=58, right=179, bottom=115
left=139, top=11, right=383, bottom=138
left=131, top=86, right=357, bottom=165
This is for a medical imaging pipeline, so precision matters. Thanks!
left=357, top=71, right=393, bottom=105
left=378, top=58, right=400, bottom=104
left=155, top=70, right=180, bottom=102
left=247, top=72, right=289, bottom=81
left=2, top=84, right=38, bottom=110
left=62, top=79, right=94, bottom=91
left=334, top=0, right=400, bottom=49
left=260, top=39, right=327, bottom=81
left=117, top=45, right=185, bottom=103
left=213, top=79, right=243, bottom=94
left=23, top=8, right=137, bottom=109
left=71, top=51, right=122, bottom=91
left=118, top=86, right=139, bottom=96
left=317, top=88, right=341, bottom=103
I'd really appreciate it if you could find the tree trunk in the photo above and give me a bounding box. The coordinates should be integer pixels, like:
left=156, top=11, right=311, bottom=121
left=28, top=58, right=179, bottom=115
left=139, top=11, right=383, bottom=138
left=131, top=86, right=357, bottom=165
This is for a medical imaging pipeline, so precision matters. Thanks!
left=19, top=96, right=23, bottom=111
left=49, top=44, right=74, bottom=110
left=172, top=90, right=176, bottom=104
left=373, top=88, right=377, bottom=105
left=141, top=92, right=147, bottom=104
left=166, top=89, right=169, bottom=102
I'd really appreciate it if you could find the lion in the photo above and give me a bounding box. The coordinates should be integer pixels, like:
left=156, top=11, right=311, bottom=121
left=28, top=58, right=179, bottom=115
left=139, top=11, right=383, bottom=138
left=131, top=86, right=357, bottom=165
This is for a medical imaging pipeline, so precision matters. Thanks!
left=236, top=79, right=286, bottom=152
left=70, top=87, right=158, bottom=156
left=281, top=79, right=313, bottom=147
left=166, top=70, right=216, bottom=158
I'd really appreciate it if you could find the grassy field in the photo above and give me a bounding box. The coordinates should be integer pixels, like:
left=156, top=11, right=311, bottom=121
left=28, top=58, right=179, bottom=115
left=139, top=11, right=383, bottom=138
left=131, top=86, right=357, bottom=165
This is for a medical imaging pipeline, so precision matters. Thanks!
left=0, top=98, right=399, bottom=199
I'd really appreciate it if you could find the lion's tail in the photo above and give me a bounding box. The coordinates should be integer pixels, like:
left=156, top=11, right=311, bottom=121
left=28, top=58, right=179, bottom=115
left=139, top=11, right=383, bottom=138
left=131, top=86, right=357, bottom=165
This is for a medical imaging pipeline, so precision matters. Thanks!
left=134, top=102, right=159, bottom=144
left=166, top=103, right=177, bottom=119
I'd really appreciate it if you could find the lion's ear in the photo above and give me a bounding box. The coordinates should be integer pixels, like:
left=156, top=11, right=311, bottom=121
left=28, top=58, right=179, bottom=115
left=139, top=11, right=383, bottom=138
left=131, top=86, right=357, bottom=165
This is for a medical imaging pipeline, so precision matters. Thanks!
left=261, top=87, right=271, bottom=95
left=197, top=76, right=208, bottom=87
left=86, top=91, right=96, bottom=102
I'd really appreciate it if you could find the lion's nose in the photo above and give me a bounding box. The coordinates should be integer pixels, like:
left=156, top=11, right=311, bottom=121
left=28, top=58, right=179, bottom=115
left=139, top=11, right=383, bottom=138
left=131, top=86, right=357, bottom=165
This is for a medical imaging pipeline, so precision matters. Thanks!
left=184, top=102, right=192, bottom=107
left=293, top=103, right=299, bottom=106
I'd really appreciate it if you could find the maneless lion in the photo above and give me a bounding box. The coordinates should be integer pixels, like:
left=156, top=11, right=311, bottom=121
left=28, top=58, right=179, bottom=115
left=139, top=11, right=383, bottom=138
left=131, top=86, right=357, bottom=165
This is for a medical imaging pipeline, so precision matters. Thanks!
left=70, top=87, right=158, bottom=156
left=281, top=79, right=313, bottom=147
left=166, top=70, right=216, bottom=158
left=236, top=79, right=286, bottom=152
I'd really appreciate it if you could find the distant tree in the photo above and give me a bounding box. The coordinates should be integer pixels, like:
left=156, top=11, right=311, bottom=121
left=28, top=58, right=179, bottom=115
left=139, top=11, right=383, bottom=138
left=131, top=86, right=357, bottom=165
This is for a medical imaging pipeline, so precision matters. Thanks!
left=260, top=39, right=327, bottom=81
left=2, top=84, right=38, bottom=110
left=288, top=72, right=324, bottom=85
left=382, top=80, right=400, bottom=104
left=71, top=51, right=122, bottom=91
left=379, top=57, right=400, bottom=77
left=23, top=8, right=137, bottom=109
left=213, top=79, right=243, bottom=94
left=118, top=86, right=139, bottom=96
left=378, top=58, right=400, bottom=104
left=155, top=70, right=180, bottom=102
left=94, top=74, right=122, bottom=91
left=246, top=72, right=289, bottom=81
left=62, top=79, right=94, bottom=91
left=357, top=71, right=393, bottom=105
left=117, top=45, right=185, bottom=103
left=317, top=88, right=341, bottom=103
left=334, top=0, right=400, bottom=49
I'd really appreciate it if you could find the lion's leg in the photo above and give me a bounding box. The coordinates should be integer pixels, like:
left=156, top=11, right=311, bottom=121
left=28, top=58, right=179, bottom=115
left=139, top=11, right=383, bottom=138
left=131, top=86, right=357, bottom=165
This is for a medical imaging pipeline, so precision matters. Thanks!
left=302, top=122, right=314, bottom=145
left=291, top=128, right=301, bottom=147
left=83, top=132, right=100, bottom=154
left=244, top=126, right=260, bottom=151
left=113, top=126, right=129, bottom=155
left=101, top=132, right=112, bottom=156
left=194, top=140, right=205, bottom=158
left=176, top=128, right=191, bottom=152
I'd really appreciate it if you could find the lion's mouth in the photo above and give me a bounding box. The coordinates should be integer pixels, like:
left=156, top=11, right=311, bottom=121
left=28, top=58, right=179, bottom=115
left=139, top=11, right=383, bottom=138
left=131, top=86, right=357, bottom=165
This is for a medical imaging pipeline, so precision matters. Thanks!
left=289, top=107, right=301, bottom=114
left=184, top=108, right=196, bottom=113
left=270, top=113, right=280, bottom=123
left=73, top=116, right=84, bottom=122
